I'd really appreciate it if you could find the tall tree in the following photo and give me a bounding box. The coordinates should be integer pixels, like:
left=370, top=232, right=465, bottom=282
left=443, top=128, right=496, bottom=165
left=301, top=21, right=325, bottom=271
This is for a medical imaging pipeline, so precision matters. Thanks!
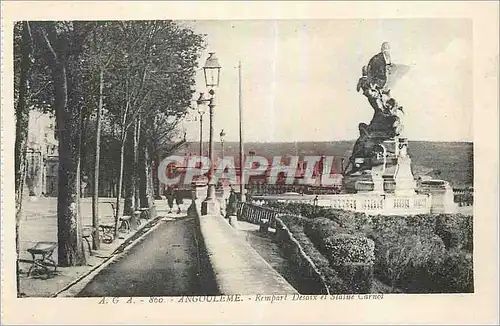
left=89, top=22, right=123, bottom=249
left=14, top=21, right=33, bottom=297
left=102, top=21, right=204, bottom=236
left=36, top=21, right=94, bottom=266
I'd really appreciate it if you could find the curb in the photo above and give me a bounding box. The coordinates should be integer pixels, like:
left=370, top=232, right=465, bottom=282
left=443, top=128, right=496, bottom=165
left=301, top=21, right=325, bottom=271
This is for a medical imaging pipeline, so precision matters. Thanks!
left=52, top=213, right=166, bottom=298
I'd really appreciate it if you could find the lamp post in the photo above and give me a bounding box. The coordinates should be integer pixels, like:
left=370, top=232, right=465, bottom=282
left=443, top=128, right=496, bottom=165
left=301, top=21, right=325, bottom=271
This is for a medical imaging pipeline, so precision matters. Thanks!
left=196, top=93, right=208, bottom=157
left=200, top=52, right=222, bottom=216
left=219, top=129, right=226, bottom=162
left=238, top=62, right=246, bottom=202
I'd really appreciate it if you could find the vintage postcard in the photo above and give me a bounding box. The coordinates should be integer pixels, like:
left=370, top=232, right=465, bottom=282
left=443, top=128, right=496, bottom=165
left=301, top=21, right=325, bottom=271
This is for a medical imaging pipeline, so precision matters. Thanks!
left=1, top=1, right=499, bottom=324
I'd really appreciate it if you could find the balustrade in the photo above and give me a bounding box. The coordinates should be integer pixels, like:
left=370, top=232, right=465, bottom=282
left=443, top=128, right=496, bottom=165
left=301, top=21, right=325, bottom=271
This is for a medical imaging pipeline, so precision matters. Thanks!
left=249, top=193, right=432, bottom=216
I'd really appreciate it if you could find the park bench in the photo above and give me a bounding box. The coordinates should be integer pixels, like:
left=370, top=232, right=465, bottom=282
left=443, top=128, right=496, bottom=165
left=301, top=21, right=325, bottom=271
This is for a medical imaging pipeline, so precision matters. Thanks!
left=81, top=202, right=134, bottom=253
left=138, top=207, right=150, bottom=220
left=26, top=241, right=57, bottom=279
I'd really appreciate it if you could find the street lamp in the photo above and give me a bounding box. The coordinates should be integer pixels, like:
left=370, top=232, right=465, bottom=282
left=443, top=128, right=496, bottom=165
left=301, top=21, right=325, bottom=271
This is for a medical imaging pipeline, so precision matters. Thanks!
left=219, top=129, right=226, bottom=161
left=203, top=52, right=222, bottom=88
left=200, top=52, right=221, bottom=216
left=196, top=92, right=208, bottom=157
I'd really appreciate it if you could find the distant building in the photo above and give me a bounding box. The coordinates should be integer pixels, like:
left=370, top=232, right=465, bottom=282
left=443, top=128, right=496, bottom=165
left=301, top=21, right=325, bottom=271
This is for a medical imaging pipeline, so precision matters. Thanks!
left=24, top=111, right=58, bottom=197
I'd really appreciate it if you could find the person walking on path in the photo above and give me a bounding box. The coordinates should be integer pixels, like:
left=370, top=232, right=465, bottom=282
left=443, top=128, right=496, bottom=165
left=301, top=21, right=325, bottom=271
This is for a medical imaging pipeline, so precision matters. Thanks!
left=175, top=187, right=184, bottom=214
left=166, top=186, right=175, bottom=214
left=226, top=186, right=237, bottom=218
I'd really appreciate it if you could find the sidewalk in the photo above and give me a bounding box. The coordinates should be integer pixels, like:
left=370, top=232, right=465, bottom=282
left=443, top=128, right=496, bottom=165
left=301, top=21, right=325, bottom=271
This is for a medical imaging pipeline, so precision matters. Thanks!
left=18, top=197, right=188, bottom=297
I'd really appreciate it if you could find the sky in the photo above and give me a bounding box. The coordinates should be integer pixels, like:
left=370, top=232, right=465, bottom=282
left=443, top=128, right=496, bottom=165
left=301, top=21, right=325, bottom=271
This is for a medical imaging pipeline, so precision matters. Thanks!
left=180, top=19, right=473, bottom=143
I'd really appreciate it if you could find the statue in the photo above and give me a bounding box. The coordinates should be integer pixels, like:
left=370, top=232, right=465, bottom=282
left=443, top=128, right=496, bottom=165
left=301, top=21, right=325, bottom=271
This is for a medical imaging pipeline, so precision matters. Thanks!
left=344, top=42, right=409, bottom=176
left=367, top=41, right=393, bottom=94
left=343, top=123, right=374, bottom=174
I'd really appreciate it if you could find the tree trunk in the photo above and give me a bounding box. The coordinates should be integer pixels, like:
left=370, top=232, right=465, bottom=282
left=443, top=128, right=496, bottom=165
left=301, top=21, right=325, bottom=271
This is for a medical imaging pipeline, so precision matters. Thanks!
left=91, top=67, right=104, bottom=250
left=138, top=133, right=149, bottom=208
left=114, top=141, right=125, bottom=237
left=54, top=45, right=86, bottom=267
left=123, top=127, right=135, bottom=217
left=134, top=117, right=141, bottom=208
left=38, top=22, right=87, bottom=267
left=15, top=21, right=32, bottom=296
left=153, top=154, right=162, bottom=199
left=145, top=145, right=157, bottom=219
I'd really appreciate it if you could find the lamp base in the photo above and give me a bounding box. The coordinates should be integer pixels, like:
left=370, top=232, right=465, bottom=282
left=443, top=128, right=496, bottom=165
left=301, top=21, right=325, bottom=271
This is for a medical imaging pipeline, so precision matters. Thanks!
left=201, top=198, right=220, bottom=216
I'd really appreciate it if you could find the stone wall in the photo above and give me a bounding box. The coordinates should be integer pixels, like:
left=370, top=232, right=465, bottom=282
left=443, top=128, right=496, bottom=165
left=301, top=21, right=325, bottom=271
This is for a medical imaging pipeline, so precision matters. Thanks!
left=191, top=199, right=298, bottom=295
left=273, top=217, right=331, bottom=294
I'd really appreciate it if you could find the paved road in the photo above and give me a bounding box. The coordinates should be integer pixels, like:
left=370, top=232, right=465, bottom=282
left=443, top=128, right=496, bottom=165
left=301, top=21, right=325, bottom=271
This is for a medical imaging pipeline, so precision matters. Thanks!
left=77, top=215, right=201, bottom=297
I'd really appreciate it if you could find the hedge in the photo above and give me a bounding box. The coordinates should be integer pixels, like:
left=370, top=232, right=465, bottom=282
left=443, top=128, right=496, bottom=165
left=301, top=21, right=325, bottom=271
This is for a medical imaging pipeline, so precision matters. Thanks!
left=434, top=214, right=473, bottom=252
left=263, top=201, right=474, bottom=293
left=265, top=201, right=371, bottom=232
left=369, top=231, right=447, bottom=292
left=281, top=221, right=349, bottom=294
left=323, top=234, right=375, bottom=266
left=304, top=217, right=346, bottom=249
left=431, top=249, right=474, bottom=293
left=336, top=263, right=374, bottom=294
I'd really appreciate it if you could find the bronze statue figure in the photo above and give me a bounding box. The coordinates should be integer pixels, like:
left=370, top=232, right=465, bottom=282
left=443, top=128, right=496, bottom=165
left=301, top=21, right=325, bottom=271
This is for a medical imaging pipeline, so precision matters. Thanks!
left=344, top=42, right=409, bottom=176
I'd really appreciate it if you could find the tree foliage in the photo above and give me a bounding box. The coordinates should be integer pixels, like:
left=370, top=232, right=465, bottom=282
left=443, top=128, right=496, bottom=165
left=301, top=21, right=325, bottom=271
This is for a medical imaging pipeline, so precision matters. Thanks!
left=14, top=20, right=205, bottom=266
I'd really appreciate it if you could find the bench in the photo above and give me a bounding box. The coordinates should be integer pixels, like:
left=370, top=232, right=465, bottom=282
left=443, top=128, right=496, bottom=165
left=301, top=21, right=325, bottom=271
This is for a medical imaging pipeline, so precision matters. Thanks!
left=94, top=216, right=132, bottom=244
left=81, top=202, right=134, bottom=251
left=26, top=242, right=57, bottom=279
left=119, top=215, right=132, bottom=232
left=82, top=227, right=93, bottom=254
left=139, top=207, right=150, bottom=220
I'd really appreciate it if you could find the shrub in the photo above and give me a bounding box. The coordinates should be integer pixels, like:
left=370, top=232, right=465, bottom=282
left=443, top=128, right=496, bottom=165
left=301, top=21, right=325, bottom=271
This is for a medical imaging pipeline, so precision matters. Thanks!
left=336, top=263, right=374, bottom=294
left=371, top=278, right=403, bottom=294
left=464, top=217, right=473, bottom=253
left=303, top=217, right=344, bottom=248
left=328, top=210, right=370, bottom=232
left=371, top=231, right=446, bottom=291
left=279, top=222, right=350, bottom=294
left=406, top=214, right=437, bottom=235
left=434, top=214, right=472, bottom=251
left=370, top=214, right=408, bottom=234
left=430, top=249, right=474, bottom=293
left=269, top=202, right=371, bottom=231
left=279, top=214, right=308, bottom=228
left=271, top=202, right=474, bottom=293
left=323, top=234, right=375, bottom=266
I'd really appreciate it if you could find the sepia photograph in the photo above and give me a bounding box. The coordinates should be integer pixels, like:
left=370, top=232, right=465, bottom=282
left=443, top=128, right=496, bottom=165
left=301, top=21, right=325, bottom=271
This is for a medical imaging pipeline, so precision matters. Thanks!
left=1, top=1, right=498, bottom=325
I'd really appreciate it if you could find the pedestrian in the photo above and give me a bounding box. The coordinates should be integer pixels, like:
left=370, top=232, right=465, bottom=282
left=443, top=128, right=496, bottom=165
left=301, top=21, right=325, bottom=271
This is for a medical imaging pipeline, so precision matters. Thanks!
left=166, top=186, right=175, bottom=214
left=175, top=187, right=184, bottom=214
left=226, top=186, right=237, bottom=218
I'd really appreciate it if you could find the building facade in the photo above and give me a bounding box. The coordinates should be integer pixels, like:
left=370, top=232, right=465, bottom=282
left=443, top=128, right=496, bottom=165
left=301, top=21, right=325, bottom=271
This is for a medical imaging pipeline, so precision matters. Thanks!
left=24, top=111, right=58, bottom=197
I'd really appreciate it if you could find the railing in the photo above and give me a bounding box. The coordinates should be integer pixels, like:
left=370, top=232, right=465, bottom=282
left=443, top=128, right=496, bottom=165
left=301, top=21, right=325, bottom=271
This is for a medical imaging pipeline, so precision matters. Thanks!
left=250, top=193, right=432, bottom=216
left=236, top=202, right=281, bottom=229
left=246, top=184, right=342, bottom=196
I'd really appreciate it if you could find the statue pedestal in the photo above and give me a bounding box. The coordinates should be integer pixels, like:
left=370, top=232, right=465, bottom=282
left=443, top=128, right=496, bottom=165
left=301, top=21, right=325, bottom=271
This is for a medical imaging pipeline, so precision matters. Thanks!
left=347, top=137, right=418, bottom=197
left=393, top=155, right=416, bottom=196
left=419, top=180, right=458, bottom=214
left=355, top=165, right=385, bottom=194
left=355, top=180, right=374, bottom=193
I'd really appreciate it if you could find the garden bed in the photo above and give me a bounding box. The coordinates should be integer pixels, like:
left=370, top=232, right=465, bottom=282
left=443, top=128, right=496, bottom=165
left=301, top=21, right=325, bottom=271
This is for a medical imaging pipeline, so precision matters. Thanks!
left=264, top=201, right=473, bottom=294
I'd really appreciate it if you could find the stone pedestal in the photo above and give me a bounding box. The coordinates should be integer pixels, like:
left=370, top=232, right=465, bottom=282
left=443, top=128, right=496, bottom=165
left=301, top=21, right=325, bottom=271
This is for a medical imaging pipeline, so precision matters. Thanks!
left=355, top=180, right=374, bottom=193
left=346, top=137, right=420, bottom=197
left=394, top=155, right=416, bottom=196
left=371, top=165, right=385, bottom=194
left=354, top=170, right=384, bottom=194
left=420, top=180, right=458, bottom=214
